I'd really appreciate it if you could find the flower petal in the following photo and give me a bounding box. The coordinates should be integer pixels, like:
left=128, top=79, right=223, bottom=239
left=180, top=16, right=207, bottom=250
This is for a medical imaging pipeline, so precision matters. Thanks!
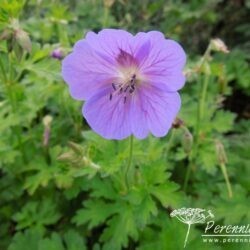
left=83, top=88, right=132, bottom=140
left=85, top=29, right=133, bottom=60
left=61, top=40, right=115, bottom=100
left=131, top=86, right=181, bottom=138
left=140, top=31, right=186, bottom=92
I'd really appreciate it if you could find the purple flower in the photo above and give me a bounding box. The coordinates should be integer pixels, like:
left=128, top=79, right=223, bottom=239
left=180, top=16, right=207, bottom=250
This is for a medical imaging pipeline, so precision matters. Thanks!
left=62, top=29, right=186, bottom=140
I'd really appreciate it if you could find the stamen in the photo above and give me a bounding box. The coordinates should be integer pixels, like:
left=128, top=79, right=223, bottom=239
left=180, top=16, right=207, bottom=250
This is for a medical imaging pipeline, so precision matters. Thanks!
left=112, top=83, right=116, bottom=90
left=124, top=86, right=129, bottom=92
left=124, top=96, right=127, bottom=104
left=109, top=93, right=112, bottom=100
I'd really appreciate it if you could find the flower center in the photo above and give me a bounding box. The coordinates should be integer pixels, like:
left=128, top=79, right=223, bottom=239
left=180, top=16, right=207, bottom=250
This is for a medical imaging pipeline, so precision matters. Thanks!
left=109, top=49, right=142, bottom=104
left=109, top=73, right=137, bottom=104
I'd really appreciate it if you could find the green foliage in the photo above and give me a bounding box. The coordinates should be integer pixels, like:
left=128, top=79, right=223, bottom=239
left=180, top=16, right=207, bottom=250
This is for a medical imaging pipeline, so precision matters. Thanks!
left=0, top=1, right=249, bottom=250
left=12, top=199, right=61, bottom=230
left=8, top=229, right=86, bottom=250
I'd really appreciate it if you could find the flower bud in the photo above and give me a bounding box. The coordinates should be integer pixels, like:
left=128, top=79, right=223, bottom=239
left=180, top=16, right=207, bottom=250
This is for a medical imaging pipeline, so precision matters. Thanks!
left=182, top=127, right=193, bottom=154
left=103, top=0, right=115, bottom=8
left=51, top=48, right=64, bottom=60
left=68, top=141, right=85, bottom=155
left=42, top=115, right=53, bottom=147
left=0, top=29, right=12, bottom=41
left=172, top=117, right=184, bottom=129
left=215, top=140, right=228, bottom=164
left=211, top=38, right=229, bottom=54
left=43, top=115, right=53, bottom=127
left=14, top=29, right=32, bottom=53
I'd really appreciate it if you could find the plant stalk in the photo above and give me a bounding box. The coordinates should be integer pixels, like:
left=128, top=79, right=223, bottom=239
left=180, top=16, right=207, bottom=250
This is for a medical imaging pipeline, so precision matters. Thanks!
left=220, top=163, right=233, bottom=198
left=125, top=136, right=134, bottom=190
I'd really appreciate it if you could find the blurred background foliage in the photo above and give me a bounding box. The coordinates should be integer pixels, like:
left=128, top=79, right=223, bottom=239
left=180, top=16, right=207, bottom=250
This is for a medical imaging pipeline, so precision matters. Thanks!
left=0, top=0, right=250, bottom=249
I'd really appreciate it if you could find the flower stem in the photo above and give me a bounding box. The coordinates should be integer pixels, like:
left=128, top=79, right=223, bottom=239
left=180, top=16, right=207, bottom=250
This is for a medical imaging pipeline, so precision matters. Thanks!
left=183, top=158, right=193, bottom=191
left=125, top=136, right=134, bottom=190
left=102, top=6, right=109, bottom=28
left=219, top=163, right=233, bottom=198
left=184, top=74, right=210, bottom=191
left=0, top=57, right=8, bottom=82
left=184, top=223, right=191, bottom=248
left=165, top=128, right=176, bottom=156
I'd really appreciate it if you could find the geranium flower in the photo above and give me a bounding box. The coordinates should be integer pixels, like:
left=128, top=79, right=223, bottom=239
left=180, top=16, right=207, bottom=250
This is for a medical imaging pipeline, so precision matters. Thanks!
left=62, top=29, right=186, bottom=140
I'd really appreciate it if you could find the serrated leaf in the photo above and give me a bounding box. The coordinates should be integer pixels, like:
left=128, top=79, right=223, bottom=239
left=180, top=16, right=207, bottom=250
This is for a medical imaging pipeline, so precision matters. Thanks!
left=101, top=206, right=138, bottom=250
left=72, top=200, right=117, bottom=228
left=150, top=181, right=185, bottom=208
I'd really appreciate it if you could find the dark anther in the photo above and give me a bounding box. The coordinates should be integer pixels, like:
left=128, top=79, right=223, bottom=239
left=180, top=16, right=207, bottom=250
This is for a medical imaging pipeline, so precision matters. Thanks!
left=119, top=87, right=123, bottom=94
left=124, top=96, right=127, bottom=104
left=130, top=74, right=136, bottom=83
left=129, top=84, right=135, bottom=93
left=124, top=86, right=129, bottom=92
left=109, top=93, right=112, bottom=100
left=112, top=83, right=116, bottom=90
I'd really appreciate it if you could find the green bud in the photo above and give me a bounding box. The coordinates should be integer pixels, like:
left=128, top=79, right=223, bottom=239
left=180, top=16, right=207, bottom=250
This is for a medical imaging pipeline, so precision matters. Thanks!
left=182, top=127, right=193, bottom=154
left=68, top=141, right=85, bottom=155
left=211, top=38, right=229, bottom=54
left=215, top=140, right=228, bottom=164
left=14, top=29, right=32, bottom=53
left=0, top=29, right=12, bottom=40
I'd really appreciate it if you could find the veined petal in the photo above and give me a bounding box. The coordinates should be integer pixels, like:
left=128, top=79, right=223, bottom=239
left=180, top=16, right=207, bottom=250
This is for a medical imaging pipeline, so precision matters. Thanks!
left=62, top=40, right=115, bottom=100
left=83, top=88, right=132, bottom=140
left=140, top=32, right=186, bottom=92
left=85, top=29, right=134, bottom=60
left=131, top=86, right=181, bottom=138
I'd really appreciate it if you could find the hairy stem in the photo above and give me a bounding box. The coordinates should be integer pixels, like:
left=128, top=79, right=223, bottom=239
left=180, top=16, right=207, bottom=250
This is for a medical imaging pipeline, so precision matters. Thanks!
left=184, top=74, right=210, bottom=191
left=125, top=136, right=134, bottom=190
left=183, top=158, right=193, bottom=191
left=165, top=128, right=176, bottom=156
left=220, top=163, right=233, bottom=198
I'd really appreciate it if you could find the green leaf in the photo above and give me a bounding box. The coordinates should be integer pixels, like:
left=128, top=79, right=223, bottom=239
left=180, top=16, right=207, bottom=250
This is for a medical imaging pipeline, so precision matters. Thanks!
left=38, top=233, right=64, bottom=250
left=212, top=110, right=235, bottom=133
left=12, top=199, right=61, bottom=230
left=101, top=206, right=138, bottom=250
left=212, top=185, right=250, bottom=224
left=63, top=230, right=86, bottom=250
left=8, top=228, right=43, bottom=250
left=72, top=200, right=117, bottom=228
left=149, top=181, right=186, bottom=208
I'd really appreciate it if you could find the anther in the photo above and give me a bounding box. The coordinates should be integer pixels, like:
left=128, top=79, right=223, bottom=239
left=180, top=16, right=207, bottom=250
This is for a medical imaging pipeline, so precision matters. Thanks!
left=124, top=86, right=129, bottom=92
left=109, top=93, right=112, bottom=100
left=112, top=83, right=116, bottom=90
left=124, top=96, right=127, bottom=104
